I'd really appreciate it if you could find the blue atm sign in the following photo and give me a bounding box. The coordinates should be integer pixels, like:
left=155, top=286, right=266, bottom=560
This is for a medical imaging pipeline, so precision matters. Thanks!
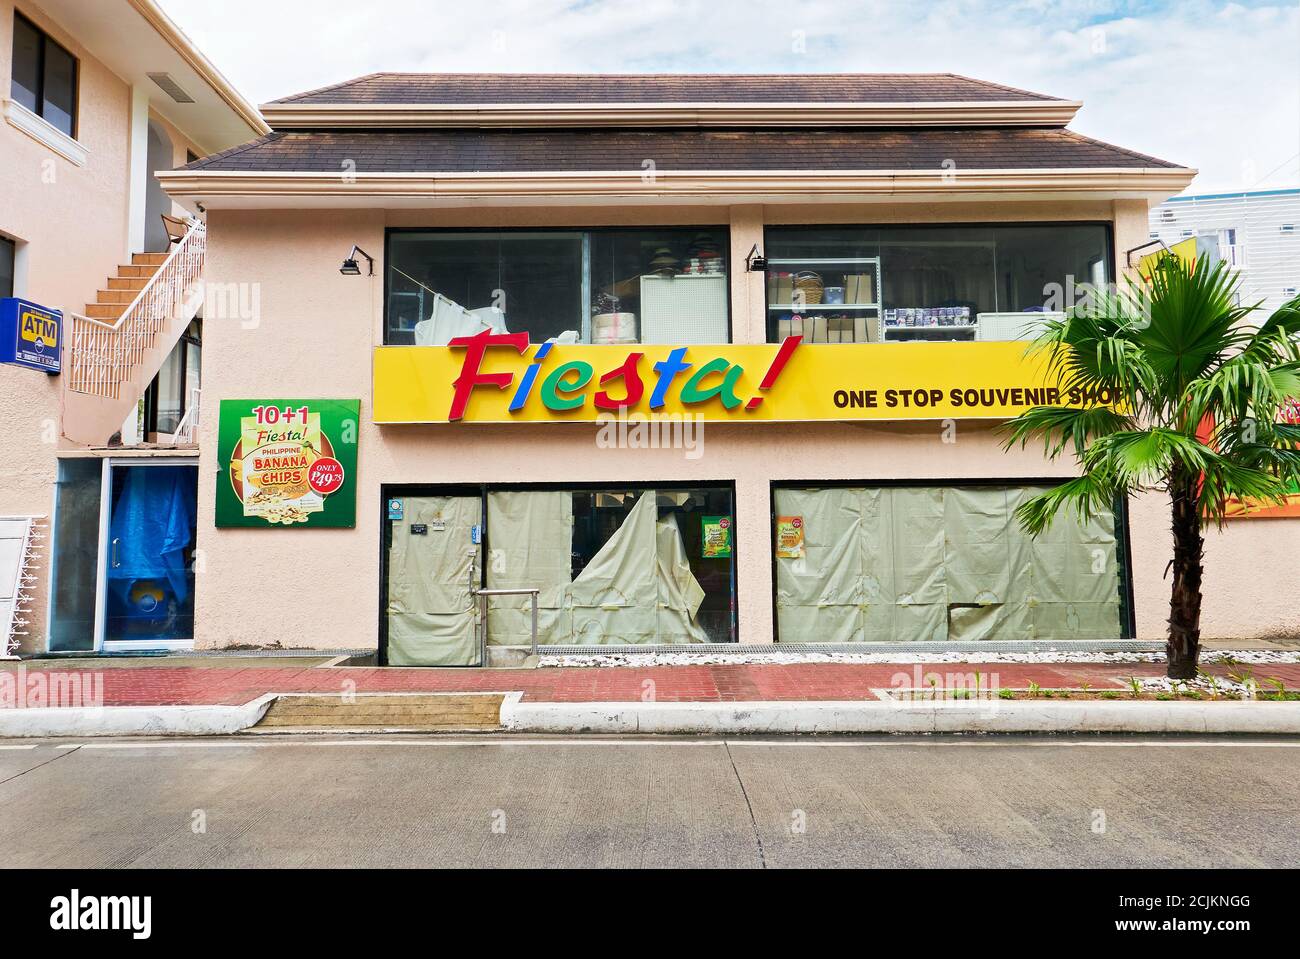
left=0, top=298, right=61, bottom=374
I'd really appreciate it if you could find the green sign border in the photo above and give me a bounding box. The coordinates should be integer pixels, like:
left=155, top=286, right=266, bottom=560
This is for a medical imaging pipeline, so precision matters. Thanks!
left=215, top=398, right=360, bottom=529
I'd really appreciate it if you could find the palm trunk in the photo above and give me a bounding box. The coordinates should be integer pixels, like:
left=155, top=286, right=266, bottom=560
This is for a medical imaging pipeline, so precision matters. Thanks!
left=1167, top=470, right=1205, bottom=680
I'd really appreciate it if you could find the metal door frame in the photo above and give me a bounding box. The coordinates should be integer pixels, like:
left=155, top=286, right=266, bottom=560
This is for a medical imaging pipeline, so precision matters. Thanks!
left=96, top=456, right=198, bottom=652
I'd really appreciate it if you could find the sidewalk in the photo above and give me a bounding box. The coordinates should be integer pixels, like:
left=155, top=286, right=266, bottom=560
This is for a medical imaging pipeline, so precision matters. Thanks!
left=5, top=657, right=1300, bottom=706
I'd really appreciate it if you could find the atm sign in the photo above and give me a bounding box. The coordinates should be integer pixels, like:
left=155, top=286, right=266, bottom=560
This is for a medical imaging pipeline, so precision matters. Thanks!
left=0, top=298, right=61, bottom=373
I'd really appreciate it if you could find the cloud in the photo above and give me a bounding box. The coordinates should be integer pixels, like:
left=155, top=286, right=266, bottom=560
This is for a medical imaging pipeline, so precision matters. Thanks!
left=161, top=0, right=1298, bottom=193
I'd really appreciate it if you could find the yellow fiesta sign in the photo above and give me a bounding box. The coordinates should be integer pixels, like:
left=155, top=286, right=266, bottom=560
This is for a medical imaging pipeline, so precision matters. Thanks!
left=372, top=332, right=1112, bottom=424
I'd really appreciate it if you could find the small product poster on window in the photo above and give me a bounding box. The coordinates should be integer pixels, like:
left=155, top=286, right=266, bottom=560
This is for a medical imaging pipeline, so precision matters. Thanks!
left=775, top=516, right=805, bottom=559
left=216, top=399, right=360, bottom=528
left=701, top=515, right=733, bottom=558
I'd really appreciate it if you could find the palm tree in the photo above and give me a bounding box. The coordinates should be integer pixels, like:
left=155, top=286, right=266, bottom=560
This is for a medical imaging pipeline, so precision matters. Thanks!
left=1001, top=254, right=1300, bottom=679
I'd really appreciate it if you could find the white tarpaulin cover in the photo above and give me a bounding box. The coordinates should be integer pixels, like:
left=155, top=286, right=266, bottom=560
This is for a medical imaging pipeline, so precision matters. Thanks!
left=486, top=490, right=709, bottom=646
left=386, top=496, right=482, bottom=665
left=486, top=490, right=574, bottom=647
left=775, top=485, right=1121, bottom=643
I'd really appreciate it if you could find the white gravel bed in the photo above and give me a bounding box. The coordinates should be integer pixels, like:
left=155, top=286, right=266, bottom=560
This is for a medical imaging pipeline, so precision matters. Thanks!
left=538, top=648, right=1300, bottom=668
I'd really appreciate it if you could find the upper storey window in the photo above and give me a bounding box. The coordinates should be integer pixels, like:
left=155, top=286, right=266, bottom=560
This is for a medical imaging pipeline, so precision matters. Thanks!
left=11, top=12, right=78, bottom=138
left=386, top=228, right=730, bottom=346
left=765, top=224, right=1111, bottom=344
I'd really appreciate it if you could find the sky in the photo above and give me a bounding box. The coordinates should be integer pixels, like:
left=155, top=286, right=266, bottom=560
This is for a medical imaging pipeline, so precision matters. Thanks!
left=158, top=0, right=1300, bottom=195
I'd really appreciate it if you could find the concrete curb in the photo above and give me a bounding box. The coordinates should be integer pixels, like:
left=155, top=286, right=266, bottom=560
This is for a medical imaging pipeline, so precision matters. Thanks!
left=499, top=698, right=1300, bottom=735
left=0, top=694, right=276, bottom=738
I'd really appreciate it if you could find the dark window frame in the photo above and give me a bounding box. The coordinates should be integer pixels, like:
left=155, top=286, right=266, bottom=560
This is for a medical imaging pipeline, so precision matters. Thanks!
left=377, top=479, right=739, bottom=664
left=762, top=220, right=1115, bottom=343
left=11, top=11, right=79, bottom=138
left=383, top=225, right=734, bottom=346
left=0, top=235, right=15, bottom=299
left=143, top=319, right=201, bottom=437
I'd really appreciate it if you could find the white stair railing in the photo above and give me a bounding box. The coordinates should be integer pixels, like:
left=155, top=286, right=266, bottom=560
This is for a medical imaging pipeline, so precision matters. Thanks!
left=171, top=386, right=202, bottom=445
left=67, top=220, right=206, bottom=399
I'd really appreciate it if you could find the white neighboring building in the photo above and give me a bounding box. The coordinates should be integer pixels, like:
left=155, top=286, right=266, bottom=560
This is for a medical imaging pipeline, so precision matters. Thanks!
left=1149, top=188, right=1300, bottom=314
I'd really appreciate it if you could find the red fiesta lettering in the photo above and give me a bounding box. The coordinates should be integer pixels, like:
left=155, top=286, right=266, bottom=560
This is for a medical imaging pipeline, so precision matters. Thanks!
left=447, top=328, right=529, bottom=421
left=593, top=352, right=646, bottom=411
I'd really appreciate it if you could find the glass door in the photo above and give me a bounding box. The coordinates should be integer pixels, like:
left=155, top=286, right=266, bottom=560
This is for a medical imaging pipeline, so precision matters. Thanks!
left=101, top=461, right=199, bottom=649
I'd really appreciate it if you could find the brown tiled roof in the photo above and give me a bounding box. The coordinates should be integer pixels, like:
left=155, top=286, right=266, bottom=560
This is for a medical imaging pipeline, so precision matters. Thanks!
left=185, top=127, right=1181, bottom=174
left=270, top=73, right=1064, bottom=105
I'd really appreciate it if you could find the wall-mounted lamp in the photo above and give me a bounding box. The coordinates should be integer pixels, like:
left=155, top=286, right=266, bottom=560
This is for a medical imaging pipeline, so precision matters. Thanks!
left=745, top=243, right=767, bottom=273
left=340, top=245, right=374, bottom=276
left=1124, top=239, right=1168, bottom=269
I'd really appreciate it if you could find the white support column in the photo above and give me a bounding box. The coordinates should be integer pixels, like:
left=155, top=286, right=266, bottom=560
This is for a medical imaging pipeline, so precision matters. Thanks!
left=126, top=86, right=150, bottom=259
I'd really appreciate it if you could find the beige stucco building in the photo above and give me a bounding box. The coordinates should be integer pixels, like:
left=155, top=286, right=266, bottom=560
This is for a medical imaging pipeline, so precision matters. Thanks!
left=7, top=62, right=1297, bottom=661
left=0, top=0, right=264, bottom=654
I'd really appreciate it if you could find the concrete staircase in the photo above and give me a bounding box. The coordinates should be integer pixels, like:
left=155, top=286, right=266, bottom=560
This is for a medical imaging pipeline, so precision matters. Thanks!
left=253, top=693, right=506, bottom=732
left=63, top=220, right=206, bottom=445
left=80, top=252, right=168, bottom=322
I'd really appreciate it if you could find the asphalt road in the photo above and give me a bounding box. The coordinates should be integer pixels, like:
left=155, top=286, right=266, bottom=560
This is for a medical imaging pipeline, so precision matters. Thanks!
left=2, top=735, right=1297, bottom=868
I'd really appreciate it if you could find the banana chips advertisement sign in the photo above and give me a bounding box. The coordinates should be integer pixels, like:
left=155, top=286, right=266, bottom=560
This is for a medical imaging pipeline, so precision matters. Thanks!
left=216, top=399, right=360, bottom=528
left=0, top=298, right=61, bottom=373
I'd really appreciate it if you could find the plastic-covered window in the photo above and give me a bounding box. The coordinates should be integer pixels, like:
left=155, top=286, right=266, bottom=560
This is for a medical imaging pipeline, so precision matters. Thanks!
left=774, top=485, right=1122, bottom=643
left=485, top=487, right=735, bottom=646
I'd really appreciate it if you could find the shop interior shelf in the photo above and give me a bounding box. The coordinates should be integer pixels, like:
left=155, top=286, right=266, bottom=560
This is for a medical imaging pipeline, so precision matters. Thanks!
left=765, top=257, right=882, bottom=265
left=768, top=302, right=880, bottom=311
left=884, top=325, right=976, bottom=340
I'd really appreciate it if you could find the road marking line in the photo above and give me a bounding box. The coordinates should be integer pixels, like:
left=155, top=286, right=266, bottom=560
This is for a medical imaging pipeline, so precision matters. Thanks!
left=59, top=737, right=1300, bottom=750
left=726, top=739, right=1300, bottom=748
left=72, top=738, right=730, bottom=749
left=0, top=744, right=38, bottom=750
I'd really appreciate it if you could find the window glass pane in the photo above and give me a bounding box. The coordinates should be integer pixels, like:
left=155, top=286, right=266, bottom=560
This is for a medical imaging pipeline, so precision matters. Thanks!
left=105, top=464, right=198, bottom=643
left=48, top=458, right=102, bottom=651
left=765, top=224, right=1110, bottom=343
left=185, top=341, right=201, bottom=408
left=387, top=232, right=582, bottom=345
left=0, top=237, right=14, bottom=299
left=153, top=341, right=185, bottom=434
left=482, top=485, right=737, bottom=645
left=41, top=40, right=76, bottom=136
left=589, top=229, right=728, bottom=343
left=10, top=15, right=40, bottom=114
left=992, top=225, right=1109, bottom=312
left=880, top=227, right=996, bottom=312
left=570, top=486, right=736, bottom=643
left=773, top=484, right=1123, bottom=643
left=386, top=229, right=730, bottom=345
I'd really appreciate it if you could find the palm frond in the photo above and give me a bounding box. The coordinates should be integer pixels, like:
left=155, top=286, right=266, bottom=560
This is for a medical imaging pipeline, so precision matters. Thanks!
left=1015, top=473, right=1120, bottom=536
left=997, top=405, right=1133, bottom=460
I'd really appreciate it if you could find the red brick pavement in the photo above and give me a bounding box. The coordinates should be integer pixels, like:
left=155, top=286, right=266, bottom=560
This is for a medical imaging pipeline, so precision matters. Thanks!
left=6, top=661, right=1300, bottom=707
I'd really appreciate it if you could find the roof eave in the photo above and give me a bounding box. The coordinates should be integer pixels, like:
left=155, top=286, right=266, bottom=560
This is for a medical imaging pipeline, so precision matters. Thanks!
left=159, top=166, right=1197, bottom=208
left=257, top=100, right=1082, bottom=129
left=128, top=0, right=270, bottom=137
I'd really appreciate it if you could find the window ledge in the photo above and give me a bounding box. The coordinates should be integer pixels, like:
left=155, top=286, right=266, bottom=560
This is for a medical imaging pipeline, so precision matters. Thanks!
left=3, top=99, right=86, bottom=166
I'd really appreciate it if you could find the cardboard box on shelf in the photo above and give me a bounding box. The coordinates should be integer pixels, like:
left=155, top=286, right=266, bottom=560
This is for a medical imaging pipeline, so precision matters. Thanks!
left=768, top=274, right=795, bottom=304
left=845, top=273, right=876, bottom=305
